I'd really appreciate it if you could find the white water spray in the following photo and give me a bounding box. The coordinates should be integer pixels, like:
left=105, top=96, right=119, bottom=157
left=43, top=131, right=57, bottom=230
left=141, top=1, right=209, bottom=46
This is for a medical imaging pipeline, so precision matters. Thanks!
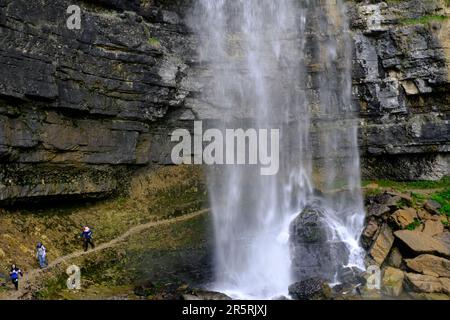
left=189, top=0, right=366, bottom=299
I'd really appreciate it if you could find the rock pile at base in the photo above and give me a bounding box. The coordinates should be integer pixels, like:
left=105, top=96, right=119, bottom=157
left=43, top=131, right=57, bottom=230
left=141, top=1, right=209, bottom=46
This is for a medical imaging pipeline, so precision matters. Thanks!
left=363, top=191, right=450, bottom=298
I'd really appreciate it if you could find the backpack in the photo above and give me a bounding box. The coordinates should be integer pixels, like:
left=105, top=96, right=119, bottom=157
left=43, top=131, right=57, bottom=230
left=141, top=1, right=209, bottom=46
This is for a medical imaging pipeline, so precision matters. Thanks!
left=10, top=271, right=18, bottom=280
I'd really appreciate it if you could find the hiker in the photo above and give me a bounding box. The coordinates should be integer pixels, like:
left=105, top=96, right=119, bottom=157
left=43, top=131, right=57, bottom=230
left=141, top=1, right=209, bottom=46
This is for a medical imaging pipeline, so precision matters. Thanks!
left=9, top=264, right=23, bottom=290
left=81, top=226, right=95, bottom=252
left=36, top=242, right=48, bottom=268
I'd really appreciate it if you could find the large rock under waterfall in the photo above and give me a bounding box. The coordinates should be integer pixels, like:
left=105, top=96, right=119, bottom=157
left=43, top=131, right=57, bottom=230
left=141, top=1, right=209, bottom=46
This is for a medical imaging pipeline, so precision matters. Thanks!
left=289, top=205, right=350, bottom=283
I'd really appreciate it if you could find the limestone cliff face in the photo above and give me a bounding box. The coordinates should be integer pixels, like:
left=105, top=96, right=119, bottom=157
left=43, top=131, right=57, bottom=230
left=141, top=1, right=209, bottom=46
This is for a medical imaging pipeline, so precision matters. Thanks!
left=0, top=0, right=194, bottom=201
left=349, top=0, right=449, bottom=180
left=0, top=0, right=448, bottom=202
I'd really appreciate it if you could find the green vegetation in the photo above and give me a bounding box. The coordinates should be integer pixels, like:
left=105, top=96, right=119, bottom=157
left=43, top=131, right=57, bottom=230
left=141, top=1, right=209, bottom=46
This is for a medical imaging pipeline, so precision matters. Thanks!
left=411, top=192, right=427, bottom=207
left=396, top=198, right=410, bottom=209
left=363, top=177, right=450, bottom=216
left=430, top=188, right=450, bottom=204
left=147, top=37, right=161, bottom=48
left=400, top=15, right=448, bottom=26
left=383, top=0, right=450, bottom=6
left=34, top=272, right=68, bottom=300
left=406, top=218, right=422, bottom=231
left=364, top=187, right=384, bottom=197
left=431, top=189, right=450, bottom=217
left=411, top=192, right=426, bottom=201
left=441, top=204, right=450, bottom=216
left=362, top=176, right=450, bottom=191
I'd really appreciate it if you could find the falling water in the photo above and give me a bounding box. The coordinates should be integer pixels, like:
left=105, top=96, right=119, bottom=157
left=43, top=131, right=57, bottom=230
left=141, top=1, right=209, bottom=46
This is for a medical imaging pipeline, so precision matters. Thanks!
left=189, top=0, right=366, bottom=299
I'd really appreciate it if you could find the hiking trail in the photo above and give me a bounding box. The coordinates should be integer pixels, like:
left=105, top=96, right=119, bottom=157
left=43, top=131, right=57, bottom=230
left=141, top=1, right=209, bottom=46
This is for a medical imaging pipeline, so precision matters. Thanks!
left=0, top=209, right=208, bottom=300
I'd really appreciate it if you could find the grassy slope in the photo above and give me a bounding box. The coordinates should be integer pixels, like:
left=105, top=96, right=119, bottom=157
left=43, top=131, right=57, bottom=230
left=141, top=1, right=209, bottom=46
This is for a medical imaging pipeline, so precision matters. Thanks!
left=34, top=213, right=210, bottom=300
left=363, top=177, right=450, bottom=229
left=0, top=165, right=207, bottom=280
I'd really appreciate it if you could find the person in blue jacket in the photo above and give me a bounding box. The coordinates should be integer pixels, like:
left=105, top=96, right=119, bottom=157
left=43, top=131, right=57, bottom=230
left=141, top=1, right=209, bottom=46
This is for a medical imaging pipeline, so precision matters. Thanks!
left=9, top=264, right=23, bottom=290
left=81, top=226, right=95, bottom=252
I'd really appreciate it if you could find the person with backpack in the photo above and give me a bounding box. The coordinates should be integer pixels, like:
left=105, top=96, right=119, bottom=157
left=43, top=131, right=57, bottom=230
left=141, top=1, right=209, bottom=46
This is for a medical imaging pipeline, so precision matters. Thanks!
left=9, top=264, right=23, bottom=290
left=81, top=226, right=95, bottom=252
left=36, top=242, right=48, bottom=268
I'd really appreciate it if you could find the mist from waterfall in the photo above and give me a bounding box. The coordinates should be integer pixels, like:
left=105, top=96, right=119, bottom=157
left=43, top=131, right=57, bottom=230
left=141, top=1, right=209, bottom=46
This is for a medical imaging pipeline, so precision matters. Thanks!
left=189, top=0, right=366, bottom=299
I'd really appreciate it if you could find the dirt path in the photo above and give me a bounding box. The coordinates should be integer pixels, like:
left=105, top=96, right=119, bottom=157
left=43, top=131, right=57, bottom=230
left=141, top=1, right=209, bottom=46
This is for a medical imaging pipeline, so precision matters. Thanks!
left=1, top=209, right=209, bottom=300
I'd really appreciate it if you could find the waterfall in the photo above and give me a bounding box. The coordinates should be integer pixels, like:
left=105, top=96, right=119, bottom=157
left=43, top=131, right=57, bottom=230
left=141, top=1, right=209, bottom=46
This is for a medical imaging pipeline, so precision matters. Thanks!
left=189, top=0, right=366, bottom=299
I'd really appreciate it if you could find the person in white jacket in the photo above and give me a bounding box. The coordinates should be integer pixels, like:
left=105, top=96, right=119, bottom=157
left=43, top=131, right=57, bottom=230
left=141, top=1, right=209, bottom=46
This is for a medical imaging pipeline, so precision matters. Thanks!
left=36, top=242, right=47, bottom=268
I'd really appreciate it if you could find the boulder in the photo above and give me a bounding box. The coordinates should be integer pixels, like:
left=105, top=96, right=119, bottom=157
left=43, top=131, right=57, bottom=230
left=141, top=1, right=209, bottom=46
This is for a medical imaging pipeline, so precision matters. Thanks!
left=434, top=231, right=450, bottom=251
left=386, top=192, right=413, bottom=207
left=369, top=224, right=395, bottom=265
left=357, top=286, right=382, bottom=300
left=440, top=278, right=450, bottom=295
left=361, top=217, right=379, bottom=248
left=390, top=208, right=417, bottom=229
left=429, top=214, right=444, bottom=222
left=374, top=192, right=402, bottom=208
left=422, top=220, right=444, bottom=237
left=386, top=247, right=403, bottom=268
left=417, top=210, right=433, bottom=220
left=408, top=293, right=450, bottom=300
left=290, top=205, right=349, bottom=282
left=182, top=290, right=232, bottom=300
left=288, top=278, right=332, bottom=300
left=405, top=254, right=450, bottom=278
left=405, top=273, right=450, bottom=294
left=394, top=230, right=450, bottom=257
left=337, top=267, right=366, bottom=287
left=424, top=200, right=442, bottom=215
left=385, top=196, right=402, bottom=208
left=367, top=203, right=391, bottom=217
left=290, top=206, right=328, bottom=243
left=382, top=267, right=404, bottom=297
left=405, top=273, right=441, bottom=293
left=370, top=193, right=392, bottom=205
